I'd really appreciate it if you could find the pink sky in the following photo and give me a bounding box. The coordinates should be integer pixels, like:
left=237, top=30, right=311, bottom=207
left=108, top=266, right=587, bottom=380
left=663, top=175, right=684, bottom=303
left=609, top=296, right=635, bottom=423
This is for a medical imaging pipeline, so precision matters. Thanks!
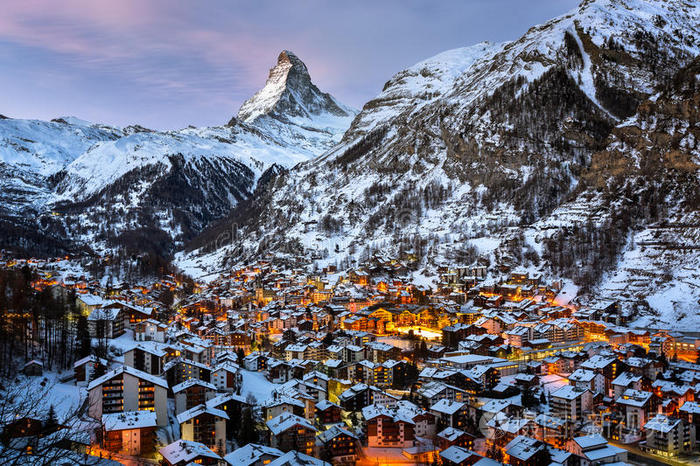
left=0, top=0, right=579, bottom=129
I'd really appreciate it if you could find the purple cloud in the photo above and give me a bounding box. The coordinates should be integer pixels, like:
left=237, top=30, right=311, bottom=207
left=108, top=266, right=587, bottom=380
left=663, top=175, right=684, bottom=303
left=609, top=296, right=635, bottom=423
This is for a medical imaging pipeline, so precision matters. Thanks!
left=0, top=0, right=579, bottom=129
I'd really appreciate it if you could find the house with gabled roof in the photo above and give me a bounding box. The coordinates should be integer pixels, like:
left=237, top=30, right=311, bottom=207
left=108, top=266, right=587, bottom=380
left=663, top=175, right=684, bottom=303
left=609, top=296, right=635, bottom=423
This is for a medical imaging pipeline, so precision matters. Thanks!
left=172, top=378, right=217, bottom=415
left=101, top=410, right=157, bottom=456
left=88, top=365, right=169, bottom=426
left=315, top=424, right=358, bottom=464
left=436, top=426, right=476, bottom=451
left=266, top=413, right=317, bottom=456
left=177, top=403, right=228, bottom=456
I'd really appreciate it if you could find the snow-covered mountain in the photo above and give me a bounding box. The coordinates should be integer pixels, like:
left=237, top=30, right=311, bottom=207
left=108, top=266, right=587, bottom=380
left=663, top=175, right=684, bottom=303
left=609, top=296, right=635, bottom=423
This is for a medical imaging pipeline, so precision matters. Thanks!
left=180, top=0, right=699, bottom=325
left=0, top=52, right=356, bottom=256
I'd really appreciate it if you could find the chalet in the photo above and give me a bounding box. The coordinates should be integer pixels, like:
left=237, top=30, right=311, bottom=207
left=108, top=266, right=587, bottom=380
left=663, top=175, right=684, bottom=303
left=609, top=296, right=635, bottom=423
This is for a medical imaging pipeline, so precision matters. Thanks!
left=88, top=305, right=124, bottom=339
left=417, top=382, right=469, bottom=408
left=580, top=355, right=626, bottom=396
left=243, top=352, right=269, bottom=371
left=123, top=344, right=166, bottom=376
left=436, top=427, right=475, bottom=451
left=642, top=414, right=696, bottom=457
left=315, top=399, right=342, bottom=425
left=652, top=380, right=694, bottom=407
left=366, top=341, right=401, bottom=363
left=109, top=301, right=154, bottom=330
left=177, top=404, right=228, bottom=455
left=362, top=401, right=436, bottom=448
left=611, top=371, right=643, bottom=399
left=679, top=401, right=700, bottom=430
left=207, top=392, right=249, bottom=438
left=439, top=445, right=482, bottom=466
left=567, top=434, right=627, bottom=465
left=568, top=369, right=605, bottom=395
left=550, top=386, right=592, bottom=423
left=262, top=396, right=306, bottom=422
left=76, top=294, right=107, bottom=315
left=266, top=413, right=317, bottom=456
left=164, top=358, right=212, bottom=387
left=315, top=424, right=358, bottom=464
left=73, top=355, right=109, bottom=384
left=430, top=399, right=468, bottom=429
left=533, top=414, right=571, bottom=447
left=21, top=360, right=43, bottom=377
left=486, top=413, right=532, bottom=448
left=101, top=410, right=157, bottom=456
left=503, top=436, right=554, bottom=466
left=87, top=365, right=169, bottom=426
left=134, top=319, right=167, bottom=342
left=172, top=378, right=217, bottom=415
left=211, top=362, right=240, bottom=392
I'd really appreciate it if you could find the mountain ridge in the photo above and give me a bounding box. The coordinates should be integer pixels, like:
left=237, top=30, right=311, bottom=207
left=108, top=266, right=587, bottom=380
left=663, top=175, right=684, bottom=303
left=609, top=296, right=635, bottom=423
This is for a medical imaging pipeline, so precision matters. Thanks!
left=0, top=52, right=356, bottom=257
left=179, top=0, right=700, bottom=328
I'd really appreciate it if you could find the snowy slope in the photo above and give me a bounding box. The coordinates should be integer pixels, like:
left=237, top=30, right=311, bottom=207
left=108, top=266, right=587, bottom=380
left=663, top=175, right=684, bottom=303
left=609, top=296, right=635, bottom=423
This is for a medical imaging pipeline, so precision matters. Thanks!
left=0, top=52, right=356, bottom=256
left=181, top=0, right=700, bottom=304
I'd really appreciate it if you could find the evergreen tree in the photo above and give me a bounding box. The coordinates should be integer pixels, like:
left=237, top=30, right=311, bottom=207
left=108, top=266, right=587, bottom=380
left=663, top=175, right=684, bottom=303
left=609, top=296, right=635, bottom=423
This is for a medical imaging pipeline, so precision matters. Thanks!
left=522, top=388, right=538, bottom=408
left=76, top=315, right=91, bottom=358
left=46, top=404, right=58, bottom=429
left=238, top=406, right=258, bottom=445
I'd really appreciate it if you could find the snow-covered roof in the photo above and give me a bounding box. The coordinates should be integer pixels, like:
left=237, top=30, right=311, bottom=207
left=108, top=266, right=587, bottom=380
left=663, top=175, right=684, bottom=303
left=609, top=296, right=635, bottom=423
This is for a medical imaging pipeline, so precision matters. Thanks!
left=176, top=403, right=229, bottom=424
left=680, top=401, right=700, bottom=414
left=583, top=445, right=626, bottom=461
left=611, top=371, right=641, bottom=387
left=616, top=389, right=652, bottom=407
left=430, top=399, right=465, bottom=415
left=102, top=410, right=157, bottom=431
left=580, top=355, right=616, bottom=370
left=159, top=439, right=221, bottom=464
left=88, top=365, right=168, bottom=391
left=439, top=445, right=479, bottom=464
left=573, top=434, right=608, bottom=449
left=645, top=414, right=681, bottom=433
left=78, top=294, right=107, bottom=306
left=87, top=306, right=121, bottom=321
left=172, top=378, right=216, bottom=394
left=505, top=435, right=544, bottom=461
left=437, top=427, right=469, bottom=442
left=223, top=443, right=283, bottom=466
left=316, top=424, right=357, bottom=443
left=551, top=385, right=588, bottom=401
left=266, top=413, right=315, bottom=435
left=569, top=369, right=596, bottom=383
left=267, top=450, right=331, bottom=466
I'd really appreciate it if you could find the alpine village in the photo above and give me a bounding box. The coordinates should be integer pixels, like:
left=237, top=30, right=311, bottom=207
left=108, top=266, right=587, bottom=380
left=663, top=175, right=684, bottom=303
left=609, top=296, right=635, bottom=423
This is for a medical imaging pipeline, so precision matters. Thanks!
left=1, top=0, right=700, bottom=465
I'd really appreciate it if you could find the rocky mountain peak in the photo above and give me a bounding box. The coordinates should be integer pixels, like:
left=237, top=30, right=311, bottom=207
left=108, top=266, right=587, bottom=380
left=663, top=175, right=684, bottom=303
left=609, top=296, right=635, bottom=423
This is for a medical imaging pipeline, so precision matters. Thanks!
left=236, top=50, right=355, bottom=125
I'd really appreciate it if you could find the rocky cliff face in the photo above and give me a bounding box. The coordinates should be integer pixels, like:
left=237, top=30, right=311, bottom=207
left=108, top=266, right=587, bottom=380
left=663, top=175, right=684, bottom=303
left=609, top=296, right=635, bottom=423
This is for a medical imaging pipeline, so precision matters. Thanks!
left=238, top=50, right=354, bottom=124
left=567, top=56, right=700, bottom=328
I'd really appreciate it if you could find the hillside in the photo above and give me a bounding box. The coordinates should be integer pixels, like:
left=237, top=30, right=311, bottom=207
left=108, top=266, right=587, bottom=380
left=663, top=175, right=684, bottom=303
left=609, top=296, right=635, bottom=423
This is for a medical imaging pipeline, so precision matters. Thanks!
left=0, top=52, right=356, bottom=257
left=180, top=0, right=700, bottom=327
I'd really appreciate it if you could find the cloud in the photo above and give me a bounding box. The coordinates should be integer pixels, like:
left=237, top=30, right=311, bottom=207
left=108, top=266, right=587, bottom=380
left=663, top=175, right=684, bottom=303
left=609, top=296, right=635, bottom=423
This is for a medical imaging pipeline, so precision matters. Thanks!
left=0, top=0, right=580, bottom=128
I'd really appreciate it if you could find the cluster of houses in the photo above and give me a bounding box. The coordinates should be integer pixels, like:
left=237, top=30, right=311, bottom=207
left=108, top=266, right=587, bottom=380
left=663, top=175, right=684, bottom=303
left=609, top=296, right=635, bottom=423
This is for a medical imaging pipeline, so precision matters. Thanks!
left=3, top=254, right=700, bottom=465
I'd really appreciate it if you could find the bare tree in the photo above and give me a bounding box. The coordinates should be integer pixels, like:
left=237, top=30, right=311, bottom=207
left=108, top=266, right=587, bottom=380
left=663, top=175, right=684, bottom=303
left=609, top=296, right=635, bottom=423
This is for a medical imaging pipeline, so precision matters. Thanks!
left=0, top=380, right=102, bottom=465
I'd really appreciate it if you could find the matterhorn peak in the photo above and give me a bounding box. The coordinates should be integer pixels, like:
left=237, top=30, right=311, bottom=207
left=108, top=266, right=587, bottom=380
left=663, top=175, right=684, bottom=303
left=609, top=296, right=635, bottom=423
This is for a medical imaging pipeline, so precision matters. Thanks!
left=235, top=50, right=356, bottom=126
